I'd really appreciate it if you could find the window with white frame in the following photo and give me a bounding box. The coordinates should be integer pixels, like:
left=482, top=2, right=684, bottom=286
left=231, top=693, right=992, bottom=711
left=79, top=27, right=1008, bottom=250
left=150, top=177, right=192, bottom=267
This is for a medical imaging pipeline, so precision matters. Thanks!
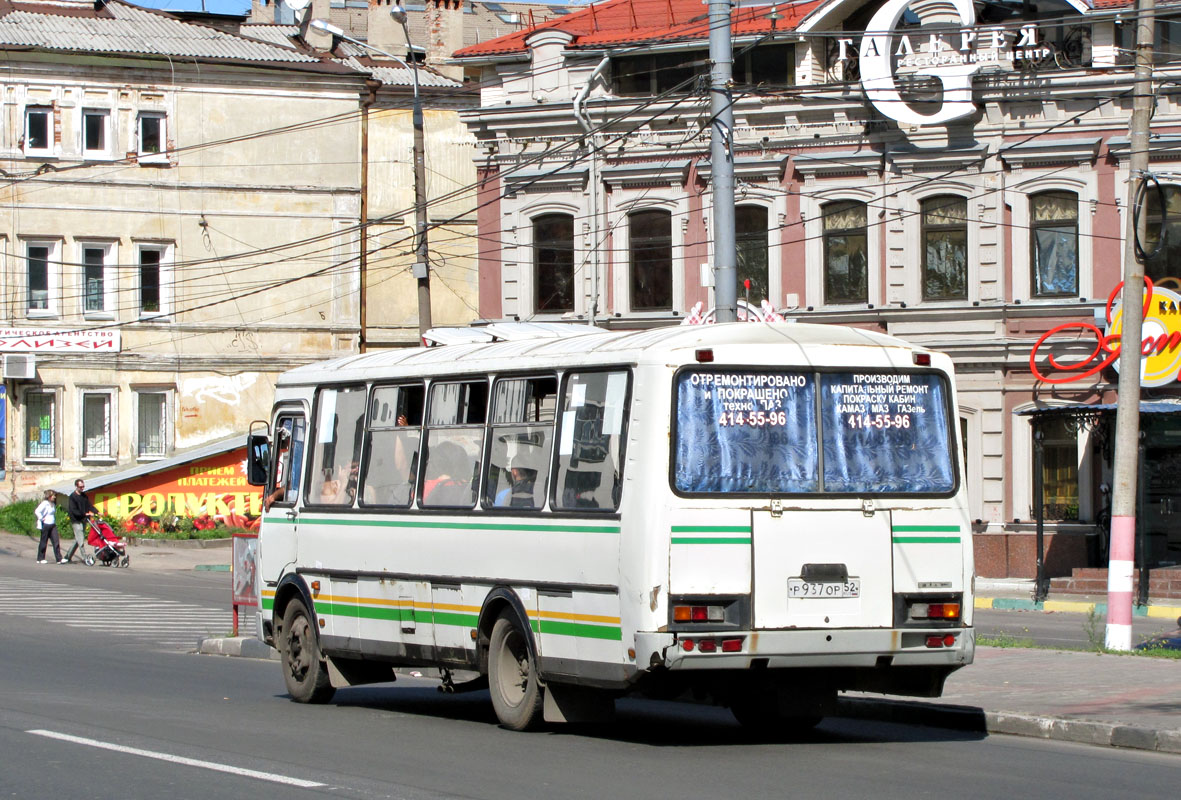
left=735, top=205, right=769, bottom=307
left=1144, top=184, right=1181, bottom=284
left=921, top=195, right=968, bottom=301
left=822, top=200, right=868, bottom=305
left=25, top=389, right=57, bottom=460
left=1031, top=191, right=1079, bottom=297
left=81, top=390, right=115, bottom=460
left=24, top=240, right=57, bottom=316
left=79, top=242, right=115, bottom=317
left=138, top=112, right=166, bottom=159
left=136, top=244, right=170, bottom=317
left=533, top=213, right=575, bottom=313
left=136, top=390, right=169, bottom=458
left=24, top=106, right=52, bottom=155
left=82, top=108, right=110, bottom=157
left=628, top=209, right=673, bottom=311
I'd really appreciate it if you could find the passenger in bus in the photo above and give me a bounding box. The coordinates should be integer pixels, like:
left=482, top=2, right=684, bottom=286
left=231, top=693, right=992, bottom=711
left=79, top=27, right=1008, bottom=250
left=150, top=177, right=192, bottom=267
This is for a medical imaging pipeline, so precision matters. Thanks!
left=493, top=464, right=538, bottom=508
left=423, top=441, right=472, bottom=505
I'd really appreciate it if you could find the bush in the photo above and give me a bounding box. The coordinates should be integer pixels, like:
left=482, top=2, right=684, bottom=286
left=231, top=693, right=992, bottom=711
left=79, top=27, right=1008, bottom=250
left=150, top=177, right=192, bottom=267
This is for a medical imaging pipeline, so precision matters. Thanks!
left=0, top=499, right=70, bottom=537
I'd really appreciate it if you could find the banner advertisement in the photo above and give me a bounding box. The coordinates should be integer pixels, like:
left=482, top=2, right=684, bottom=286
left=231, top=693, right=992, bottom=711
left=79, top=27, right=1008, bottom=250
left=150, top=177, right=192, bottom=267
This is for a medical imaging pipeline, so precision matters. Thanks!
left=94, top=447, right=262, bottom=528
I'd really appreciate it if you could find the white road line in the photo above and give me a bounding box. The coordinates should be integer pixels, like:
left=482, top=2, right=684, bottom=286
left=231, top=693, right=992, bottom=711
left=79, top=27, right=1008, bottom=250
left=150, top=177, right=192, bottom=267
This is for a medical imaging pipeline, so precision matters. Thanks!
left=27, top=730, right=324, bottom=789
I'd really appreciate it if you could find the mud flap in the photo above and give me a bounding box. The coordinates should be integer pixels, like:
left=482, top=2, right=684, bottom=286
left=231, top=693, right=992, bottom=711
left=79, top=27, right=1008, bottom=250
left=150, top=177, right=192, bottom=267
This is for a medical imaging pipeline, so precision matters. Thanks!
left=543, top=683, right=615, bottom=724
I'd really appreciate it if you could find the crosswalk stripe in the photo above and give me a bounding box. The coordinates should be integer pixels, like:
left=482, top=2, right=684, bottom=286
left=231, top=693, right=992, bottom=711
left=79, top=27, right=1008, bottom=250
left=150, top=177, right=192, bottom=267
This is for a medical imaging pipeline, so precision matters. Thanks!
left=0, top=577, right=255, bottom=649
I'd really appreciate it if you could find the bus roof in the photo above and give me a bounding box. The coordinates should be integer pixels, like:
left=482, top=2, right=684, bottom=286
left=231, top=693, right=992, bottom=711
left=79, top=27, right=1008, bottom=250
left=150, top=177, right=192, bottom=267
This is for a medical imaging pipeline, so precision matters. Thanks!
left=277, top=322, right=933, bottom=387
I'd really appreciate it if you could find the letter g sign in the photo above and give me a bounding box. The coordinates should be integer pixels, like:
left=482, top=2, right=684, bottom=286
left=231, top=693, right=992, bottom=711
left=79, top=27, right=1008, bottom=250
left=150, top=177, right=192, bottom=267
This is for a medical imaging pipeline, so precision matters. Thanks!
left=859, top=0, right=980, bottom=126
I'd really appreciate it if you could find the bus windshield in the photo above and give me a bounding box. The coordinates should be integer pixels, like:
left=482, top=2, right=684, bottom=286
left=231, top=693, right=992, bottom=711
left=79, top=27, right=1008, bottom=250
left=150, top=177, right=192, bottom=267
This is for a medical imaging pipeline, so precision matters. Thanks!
left=674, top=369, right=955, bottom=495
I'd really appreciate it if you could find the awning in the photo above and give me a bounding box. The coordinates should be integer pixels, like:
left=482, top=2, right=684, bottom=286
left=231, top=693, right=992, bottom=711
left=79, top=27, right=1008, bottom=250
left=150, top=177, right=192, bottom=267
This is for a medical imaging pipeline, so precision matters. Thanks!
left=1017, top=401, right=1181, bottom=417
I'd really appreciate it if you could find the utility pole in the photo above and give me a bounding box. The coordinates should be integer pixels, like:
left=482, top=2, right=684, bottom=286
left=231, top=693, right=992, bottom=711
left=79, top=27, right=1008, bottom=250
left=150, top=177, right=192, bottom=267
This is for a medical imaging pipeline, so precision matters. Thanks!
left=708, top=0, right=737, bottom=323
left=1106, top=0, right=1154, bottom=651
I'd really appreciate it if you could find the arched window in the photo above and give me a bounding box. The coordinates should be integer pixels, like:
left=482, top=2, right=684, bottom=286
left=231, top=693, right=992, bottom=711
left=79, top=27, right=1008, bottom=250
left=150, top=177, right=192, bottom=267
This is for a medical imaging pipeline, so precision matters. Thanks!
left=735, top=205, right=769, bottom=306
left=1144, top=184, right=1181, bottom=284
left=629, top=209, right=672, bottom=310
left=1030, top=190, right=1078, bottom=297
left=822, top=200, right=867, bottom=305
left=533, top=213, right=575, bottom=313
left=922, top=195, right=967, bottom=300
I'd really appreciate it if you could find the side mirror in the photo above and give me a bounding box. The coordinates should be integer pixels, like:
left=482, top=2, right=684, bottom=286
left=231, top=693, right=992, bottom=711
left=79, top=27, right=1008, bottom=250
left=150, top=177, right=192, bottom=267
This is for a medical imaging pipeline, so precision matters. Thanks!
left=246, top=433, right=270, bottom=487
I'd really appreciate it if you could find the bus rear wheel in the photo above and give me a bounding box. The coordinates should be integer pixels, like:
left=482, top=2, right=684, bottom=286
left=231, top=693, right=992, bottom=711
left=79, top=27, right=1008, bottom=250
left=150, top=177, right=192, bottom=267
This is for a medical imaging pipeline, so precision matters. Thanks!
left=281, top=599, right=335, bottom=704
left=488, top=612, right=543, bottom=731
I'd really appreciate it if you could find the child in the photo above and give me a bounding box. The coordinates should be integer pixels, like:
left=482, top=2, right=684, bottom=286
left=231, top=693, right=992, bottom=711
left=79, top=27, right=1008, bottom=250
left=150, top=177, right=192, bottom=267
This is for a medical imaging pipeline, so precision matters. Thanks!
left=35, top=490, right=65, bottom=564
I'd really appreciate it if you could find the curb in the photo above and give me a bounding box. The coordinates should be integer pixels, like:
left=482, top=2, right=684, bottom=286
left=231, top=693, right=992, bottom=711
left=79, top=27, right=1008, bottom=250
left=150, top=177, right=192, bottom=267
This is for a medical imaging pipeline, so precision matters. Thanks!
left=975, top=595, right=1181, bottom=620
left=837, top=697, right=1181, bottom=754
left=129, top=537, right=232, bottom=550
left=196, top=635, right=280, bottom=661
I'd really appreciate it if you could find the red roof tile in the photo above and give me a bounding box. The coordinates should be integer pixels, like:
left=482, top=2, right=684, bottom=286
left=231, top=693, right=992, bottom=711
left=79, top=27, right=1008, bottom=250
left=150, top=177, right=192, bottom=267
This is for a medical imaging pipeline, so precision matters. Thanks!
left=453, top=0, right=821, bottom=58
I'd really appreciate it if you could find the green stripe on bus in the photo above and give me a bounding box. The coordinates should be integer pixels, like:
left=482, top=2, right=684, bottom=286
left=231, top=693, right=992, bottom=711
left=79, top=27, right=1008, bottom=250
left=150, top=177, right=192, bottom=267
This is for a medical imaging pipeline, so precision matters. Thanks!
left=537, top=619, right=623, bottom=641
left=671, top=537, right=753, bottom=545
left=892, top=536, right=962, bottom=544
left=892, top=525, right=960, bottom=533
left=313, top=602, right=616, bottom=641
left=269, top=517, right=620, bottom=534
left=671, top=525, right=751, bottom=533
left=261, top=597, right=274, bottom=611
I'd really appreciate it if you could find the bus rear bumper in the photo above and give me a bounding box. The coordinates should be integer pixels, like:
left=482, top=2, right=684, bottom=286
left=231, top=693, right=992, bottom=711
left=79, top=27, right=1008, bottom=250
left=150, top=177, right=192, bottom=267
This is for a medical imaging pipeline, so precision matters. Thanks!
left=639, top=627, right=975, bottom=672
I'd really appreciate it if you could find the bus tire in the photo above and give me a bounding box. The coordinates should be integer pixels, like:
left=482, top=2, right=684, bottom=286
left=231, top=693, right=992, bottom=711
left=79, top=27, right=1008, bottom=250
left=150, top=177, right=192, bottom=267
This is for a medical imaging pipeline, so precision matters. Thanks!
left=281, top=599, right=335, bottom=704
left=488, top=611, right=543, bottom=731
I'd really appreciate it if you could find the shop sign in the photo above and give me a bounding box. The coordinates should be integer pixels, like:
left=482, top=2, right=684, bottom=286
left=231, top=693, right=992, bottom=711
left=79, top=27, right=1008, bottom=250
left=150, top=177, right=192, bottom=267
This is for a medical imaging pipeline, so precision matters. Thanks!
left=0, top=328, right=121, bottom=352
left=94, top=448, right=262, bottom=527
left=834, top=0, right=1053, bottom=126
left=1029, top=279, right=1181, bottom=387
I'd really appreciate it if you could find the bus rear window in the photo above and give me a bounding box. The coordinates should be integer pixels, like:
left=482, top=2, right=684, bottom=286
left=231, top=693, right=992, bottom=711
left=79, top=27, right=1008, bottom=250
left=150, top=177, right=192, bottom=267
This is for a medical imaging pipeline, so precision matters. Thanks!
left=674, top=369, right=955, bottom=495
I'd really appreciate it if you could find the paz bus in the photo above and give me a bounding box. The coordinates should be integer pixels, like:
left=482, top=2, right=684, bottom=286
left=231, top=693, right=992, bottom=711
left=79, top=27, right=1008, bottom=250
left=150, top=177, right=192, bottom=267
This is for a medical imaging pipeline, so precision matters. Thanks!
left=247, top=322, right=973, bottom=731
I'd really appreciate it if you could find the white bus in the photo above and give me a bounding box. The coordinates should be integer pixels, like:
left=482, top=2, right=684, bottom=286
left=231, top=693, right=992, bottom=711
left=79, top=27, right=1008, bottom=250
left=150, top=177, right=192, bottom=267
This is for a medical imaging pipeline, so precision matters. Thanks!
left=248, top=323, right=973, bottom=731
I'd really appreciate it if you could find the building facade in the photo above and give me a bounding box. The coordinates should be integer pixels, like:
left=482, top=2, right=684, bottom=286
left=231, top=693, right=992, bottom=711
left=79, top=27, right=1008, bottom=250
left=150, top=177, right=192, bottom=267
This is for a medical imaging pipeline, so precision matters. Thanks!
left=0, top=0, right=478, bottom=497
left=452, top=0, right=1181, bottom=577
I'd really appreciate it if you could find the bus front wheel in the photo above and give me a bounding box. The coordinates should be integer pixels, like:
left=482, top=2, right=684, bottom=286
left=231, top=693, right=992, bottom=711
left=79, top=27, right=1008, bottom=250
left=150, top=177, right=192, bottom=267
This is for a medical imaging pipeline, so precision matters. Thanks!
left=281, top=599, right=335, bottom=704
left=488, top=612, right=543, bottom=730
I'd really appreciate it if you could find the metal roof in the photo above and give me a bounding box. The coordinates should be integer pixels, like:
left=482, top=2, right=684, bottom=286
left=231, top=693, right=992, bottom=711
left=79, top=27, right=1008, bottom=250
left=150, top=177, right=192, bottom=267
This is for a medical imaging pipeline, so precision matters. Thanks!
left=0, top=0, right=326, bottom=64
left=50, top=433, right=246, bottom=495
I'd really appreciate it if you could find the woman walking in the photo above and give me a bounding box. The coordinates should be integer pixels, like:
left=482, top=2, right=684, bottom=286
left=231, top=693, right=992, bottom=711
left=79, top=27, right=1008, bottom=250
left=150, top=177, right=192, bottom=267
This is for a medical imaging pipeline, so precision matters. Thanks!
left=35, top=490, right=66, bottom=564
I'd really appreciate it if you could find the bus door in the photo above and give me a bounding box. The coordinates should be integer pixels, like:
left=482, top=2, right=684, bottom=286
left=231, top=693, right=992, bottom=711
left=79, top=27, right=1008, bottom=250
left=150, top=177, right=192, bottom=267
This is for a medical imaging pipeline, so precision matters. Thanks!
left=265, top=413, right=307, bottom=574
left=752, top=509, right=893, bottom=630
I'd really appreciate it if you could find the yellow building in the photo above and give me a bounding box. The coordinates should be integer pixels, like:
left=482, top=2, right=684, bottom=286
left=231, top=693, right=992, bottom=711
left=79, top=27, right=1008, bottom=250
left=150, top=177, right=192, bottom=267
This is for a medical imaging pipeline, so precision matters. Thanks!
left=0, top=0, right=478, bottom=496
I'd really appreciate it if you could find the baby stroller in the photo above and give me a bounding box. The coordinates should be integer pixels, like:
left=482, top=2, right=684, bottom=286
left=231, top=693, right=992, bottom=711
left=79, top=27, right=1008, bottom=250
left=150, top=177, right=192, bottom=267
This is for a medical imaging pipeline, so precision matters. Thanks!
left=86, top=518, right=130, bottom=568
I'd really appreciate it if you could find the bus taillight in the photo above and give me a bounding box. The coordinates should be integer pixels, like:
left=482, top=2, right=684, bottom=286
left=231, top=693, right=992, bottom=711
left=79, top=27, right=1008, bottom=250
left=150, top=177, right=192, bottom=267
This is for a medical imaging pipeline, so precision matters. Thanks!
left=906, top=598, right=961, bottom=623
left=673, top=604, right=725, bottom=623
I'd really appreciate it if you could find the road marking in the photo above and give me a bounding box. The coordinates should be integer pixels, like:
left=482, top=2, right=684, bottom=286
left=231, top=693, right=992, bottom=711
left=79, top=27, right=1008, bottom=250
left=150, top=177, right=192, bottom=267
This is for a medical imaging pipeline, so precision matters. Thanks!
left=0, top=577, right=255, bottom=649
left=27, top=730, right=325, bottom=788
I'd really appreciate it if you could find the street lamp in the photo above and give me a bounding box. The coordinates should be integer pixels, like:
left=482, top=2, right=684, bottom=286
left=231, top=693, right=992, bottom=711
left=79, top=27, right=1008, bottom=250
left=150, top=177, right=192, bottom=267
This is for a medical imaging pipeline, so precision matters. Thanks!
left=311, top=13, right=433, bottom=340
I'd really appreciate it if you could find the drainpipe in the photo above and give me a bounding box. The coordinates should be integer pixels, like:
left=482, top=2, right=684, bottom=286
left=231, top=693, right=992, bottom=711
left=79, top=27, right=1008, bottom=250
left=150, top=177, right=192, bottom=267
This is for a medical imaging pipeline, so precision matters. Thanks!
left=575, top=56, right=610, bottom=326
left=359, top=79, right=379, bottom=353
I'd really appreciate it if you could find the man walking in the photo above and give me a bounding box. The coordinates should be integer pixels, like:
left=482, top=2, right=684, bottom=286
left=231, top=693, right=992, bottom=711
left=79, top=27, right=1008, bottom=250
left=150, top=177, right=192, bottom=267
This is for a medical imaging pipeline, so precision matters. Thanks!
left=65, top=479, right=96, bottom=563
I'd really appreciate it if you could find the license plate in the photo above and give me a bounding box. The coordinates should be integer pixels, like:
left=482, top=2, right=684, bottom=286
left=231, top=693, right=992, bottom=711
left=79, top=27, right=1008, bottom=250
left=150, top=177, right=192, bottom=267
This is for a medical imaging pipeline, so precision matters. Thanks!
left=787, top=578, right=860, bottom=598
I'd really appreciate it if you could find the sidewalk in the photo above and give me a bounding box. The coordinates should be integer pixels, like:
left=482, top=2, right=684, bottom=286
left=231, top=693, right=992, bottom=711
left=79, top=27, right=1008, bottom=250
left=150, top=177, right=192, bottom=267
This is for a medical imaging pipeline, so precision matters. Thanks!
left=975, top=577, right=1181, bottom=620
left=2, top=531, right=1177, bottom=754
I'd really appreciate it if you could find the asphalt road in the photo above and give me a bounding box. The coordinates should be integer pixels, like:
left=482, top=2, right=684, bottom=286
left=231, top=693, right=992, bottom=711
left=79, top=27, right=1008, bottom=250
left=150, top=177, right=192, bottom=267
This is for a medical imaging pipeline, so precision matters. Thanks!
left=1, top=560, right=1177, bottom=799
left=974, top=606, right=1179, bottom=649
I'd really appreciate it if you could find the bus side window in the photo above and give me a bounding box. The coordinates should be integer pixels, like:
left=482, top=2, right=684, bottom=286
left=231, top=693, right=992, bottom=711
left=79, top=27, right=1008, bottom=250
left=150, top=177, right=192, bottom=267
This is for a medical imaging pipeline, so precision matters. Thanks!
left=554, top=370, right=629, bottom=512
left=361, top=384, right=423, bottom=508
left=484, top=375, right=557, bottom=510
left=421, top=380, right=487, bottom=508
left=308, top=386, right=367, bottom=507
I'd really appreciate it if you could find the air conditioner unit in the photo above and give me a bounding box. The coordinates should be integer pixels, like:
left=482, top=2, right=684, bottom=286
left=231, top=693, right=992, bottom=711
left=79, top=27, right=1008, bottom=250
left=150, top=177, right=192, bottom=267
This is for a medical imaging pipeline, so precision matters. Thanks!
left=3, top=354, right=36, bottom=380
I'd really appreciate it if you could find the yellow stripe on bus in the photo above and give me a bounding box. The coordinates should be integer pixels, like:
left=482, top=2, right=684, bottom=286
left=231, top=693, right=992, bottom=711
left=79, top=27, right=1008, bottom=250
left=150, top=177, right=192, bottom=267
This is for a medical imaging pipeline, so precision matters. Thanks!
left=533, top=609, right=620, bottom=625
